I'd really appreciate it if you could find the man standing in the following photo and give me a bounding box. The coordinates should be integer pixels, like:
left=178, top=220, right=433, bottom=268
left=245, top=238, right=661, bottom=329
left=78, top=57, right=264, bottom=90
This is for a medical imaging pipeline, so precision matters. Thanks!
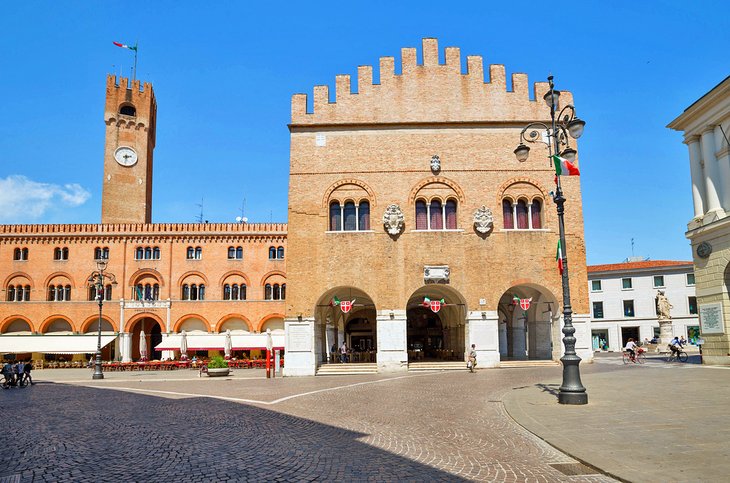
left=340, top=341, right=348, bottom=363
left=468, top=344, right=477, bottom=372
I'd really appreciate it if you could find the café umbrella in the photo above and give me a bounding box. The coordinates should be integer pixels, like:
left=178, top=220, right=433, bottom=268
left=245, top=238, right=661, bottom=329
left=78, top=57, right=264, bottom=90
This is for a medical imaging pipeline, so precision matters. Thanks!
left=180, top=330, right=188, bottom=360
left=139, top=331, right=148, bottom=361
left=224, top=329, right=232, bottom=359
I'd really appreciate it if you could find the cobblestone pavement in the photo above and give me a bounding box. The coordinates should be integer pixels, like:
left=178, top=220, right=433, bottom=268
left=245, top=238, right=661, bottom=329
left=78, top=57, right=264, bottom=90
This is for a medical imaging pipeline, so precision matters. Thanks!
left=1, top=364, right=618, bottom=482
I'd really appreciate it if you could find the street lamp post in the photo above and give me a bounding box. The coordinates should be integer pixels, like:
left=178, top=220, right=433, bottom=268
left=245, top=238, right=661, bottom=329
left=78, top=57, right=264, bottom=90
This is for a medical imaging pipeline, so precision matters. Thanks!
left=88, top=260, right=117, bottom=380
left=514, top=75, right=588, bottom=405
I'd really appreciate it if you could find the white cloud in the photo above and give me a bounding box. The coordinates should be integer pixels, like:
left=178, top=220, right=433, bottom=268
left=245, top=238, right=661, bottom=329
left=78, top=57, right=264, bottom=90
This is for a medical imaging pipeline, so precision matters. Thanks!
left=0, top=175, right=91, bottom=223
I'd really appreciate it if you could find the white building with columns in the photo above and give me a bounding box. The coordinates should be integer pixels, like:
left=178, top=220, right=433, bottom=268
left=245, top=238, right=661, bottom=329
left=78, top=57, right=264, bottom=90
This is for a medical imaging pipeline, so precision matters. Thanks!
left=668, top=76, right=730, bottom=366
left=588, top=260, right=698, bottom=352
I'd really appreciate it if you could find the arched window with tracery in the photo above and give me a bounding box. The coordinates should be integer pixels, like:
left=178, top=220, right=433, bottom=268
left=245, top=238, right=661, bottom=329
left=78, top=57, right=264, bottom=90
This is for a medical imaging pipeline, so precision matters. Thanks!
left=329, top=200, right=371, bottom=231
left=501, top=181, right=546, bottom=231
left=415, top=197, right=458, bottom=231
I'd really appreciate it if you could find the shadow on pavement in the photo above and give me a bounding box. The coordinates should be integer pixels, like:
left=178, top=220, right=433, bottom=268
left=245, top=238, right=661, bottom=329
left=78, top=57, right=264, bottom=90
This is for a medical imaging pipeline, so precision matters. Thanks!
left=1, top=383, right=464, bottom=481
left=536, top=383, right=560, bottom=398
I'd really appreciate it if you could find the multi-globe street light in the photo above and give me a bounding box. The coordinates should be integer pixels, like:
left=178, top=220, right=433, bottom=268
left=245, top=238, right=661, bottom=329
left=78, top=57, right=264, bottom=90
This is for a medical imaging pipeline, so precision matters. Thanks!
left=88, top=259, right=117, bottom=380
left=514, top=75, right=588, bottom=405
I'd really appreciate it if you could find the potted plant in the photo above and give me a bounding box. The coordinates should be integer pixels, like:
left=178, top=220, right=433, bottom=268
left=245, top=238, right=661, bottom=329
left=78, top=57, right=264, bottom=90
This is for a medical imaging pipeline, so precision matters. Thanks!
left=205, top=355, right=230, bottom=377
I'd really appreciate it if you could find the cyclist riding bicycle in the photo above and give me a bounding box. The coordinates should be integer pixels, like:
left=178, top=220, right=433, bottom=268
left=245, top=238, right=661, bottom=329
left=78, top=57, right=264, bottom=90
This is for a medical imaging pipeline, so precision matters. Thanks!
left=668, top=336, right=684, bottom=358
left=624, top=338, right=638, bottom=361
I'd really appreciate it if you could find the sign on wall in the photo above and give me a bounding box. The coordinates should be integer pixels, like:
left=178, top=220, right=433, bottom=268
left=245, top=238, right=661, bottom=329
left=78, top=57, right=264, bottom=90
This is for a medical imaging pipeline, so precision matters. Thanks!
left=287, top=324, right=313, bottom=352
left=699, top=302, right=725, bottom=334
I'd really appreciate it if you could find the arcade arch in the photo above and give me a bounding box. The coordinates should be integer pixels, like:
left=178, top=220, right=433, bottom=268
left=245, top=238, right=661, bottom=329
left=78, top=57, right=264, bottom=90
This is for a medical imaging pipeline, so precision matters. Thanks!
left=405, top=285, right=467, bottom=362
left=314, top=286, right=377, bottom=364
left=127, top=314, right=165, bottom=361
left=496, top=283, right=559, bottom=361
left=41, top=316, right=74, bottom=334
left=174, top=315, right=210, bottom=333
left=216, top=315, right=252, bottom=333
left=1, top=317, right=33, bottom=334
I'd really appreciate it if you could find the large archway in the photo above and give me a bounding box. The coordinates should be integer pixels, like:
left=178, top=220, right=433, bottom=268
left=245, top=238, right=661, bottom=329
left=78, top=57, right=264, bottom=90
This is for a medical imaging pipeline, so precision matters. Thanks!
left=406, top=285, right=467, bottom=362
left=128, top=316, right=164, bottom=361
left=314, top=286, right=377, bottom=364
left=497, top=283, right=558, bottom=361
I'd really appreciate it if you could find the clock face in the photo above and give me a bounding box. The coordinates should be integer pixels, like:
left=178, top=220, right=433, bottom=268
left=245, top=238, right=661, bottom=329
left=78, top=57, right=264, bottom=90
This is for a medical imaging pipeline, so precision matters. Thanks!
left=114, top=146, right=138, bottom=167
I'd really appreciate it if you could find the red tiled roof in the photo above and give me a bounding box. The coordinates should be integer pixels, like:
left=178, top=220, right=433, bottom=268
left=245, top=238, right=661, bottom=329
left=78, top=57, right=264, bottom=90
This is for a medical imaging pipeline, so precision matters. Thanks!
left=587, top=260, right=693, bottom=273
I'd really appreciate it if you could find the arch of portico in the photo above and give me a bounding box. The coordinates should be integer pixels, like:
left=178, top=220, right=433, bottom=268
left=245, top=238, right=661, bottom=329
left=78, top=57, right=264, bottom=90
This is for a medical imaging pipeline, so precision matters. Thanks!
left=314, top=286, right=377, bottom=365
left=405, top=285, right=468, bottom=362
left=496, top=282, right=559, bottom=361
left=1, top=315, right=34, bottom=334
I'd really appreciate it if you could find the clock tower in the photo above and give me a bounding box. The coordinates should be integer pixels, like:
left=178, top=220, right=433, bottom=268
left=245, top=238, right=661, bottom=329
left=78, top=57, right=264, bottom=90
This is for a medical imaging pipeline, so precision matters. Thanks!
left=101, top=74, right=157, bottom=224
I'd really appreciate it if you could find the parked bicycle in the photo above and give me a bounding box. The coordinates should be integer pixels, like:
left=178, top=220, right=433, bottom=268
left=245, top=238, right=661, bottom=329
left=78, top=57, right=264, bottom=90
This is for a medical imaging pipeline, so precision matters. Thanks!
left=665, top=349, right=688, bottom=363
left=623, top=348, right=646, bottom=364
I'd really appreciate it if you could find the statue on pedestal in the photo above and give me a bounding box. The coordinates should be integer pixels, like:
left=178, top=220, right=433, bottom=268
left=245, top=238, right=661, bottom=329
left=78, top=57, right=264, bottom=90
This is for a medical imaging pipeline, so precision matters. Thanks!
left=656, top=290, right=674, bottom=347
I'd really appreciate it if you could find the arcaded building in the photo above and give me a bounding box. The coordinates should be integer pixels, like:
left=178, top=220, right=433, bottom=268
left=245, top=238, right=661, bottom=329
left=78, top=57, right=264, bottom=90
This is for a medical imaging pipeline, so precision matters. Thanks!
left=0, top=76, right=287, bottom=362
left=668, top=75, right=730, bottom=366
left=284, top=39, right=592, bottom=375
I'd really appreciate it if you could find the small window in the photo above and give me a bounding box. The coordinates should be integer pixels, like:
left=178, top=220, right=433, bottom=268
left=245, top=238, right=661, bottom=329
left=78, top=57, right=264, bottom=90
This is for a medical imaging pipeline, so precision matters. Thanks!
left=269, top=247, right=276, bottom=260
left=94, top=247, right=110, bottom=260
left=223, top=284, right=231, bottom=300
left=7, top=285, right=15, bottom=302
left=343, top=202, right=357, bottom=231
left=54, top=247, right=68, bottom=260
left=622, top=278, right=633, bottom=290
left=530, top=200, right=542, bottom=229
left=623, top=300, right=635, bottom=317
left=653, top=276, right=665, bottom=288
left=502, top=200, right=514, bottom=229
left=688, top=296, right=698, bottom=315
left=13, top=248, right=29, bottom=261
left=135, top=248, right=144, bottom=260
left=592, top=301, right=604, bottom=319
left=429, top=200, right=443, bottom=230
left=416, top=200, right=428, bottom=230
left=277, top=247, right=284, bottom=260
left=182, top=284, right=190, bottom=300
left=152, top=247, right=160, bottom=259
left=445, top=199, right=457, bottom=229
left=591, top=280, right=602, bottom=292
left=265, top=283, right=272, bottom=300
left=329, top=202, right=342, bottom=231
left=686, top=273, right=695, bottom=286
left=358, top=201, right=370, bottom=230
left=120, top=105, right=136, bottom=116
left=235, top=247, right=243, bottom=259
left=516, top=200, right=529, bottom=229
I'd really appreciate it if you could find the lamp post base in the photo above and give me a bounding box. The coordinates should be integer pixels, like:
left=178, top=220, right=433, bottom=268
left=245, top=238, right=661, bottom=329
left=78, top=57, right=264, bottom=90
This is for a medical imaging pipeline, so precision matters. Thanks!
left=92, top=371, right=104, bottom=380
left=558, top=391, right=588, bottom=405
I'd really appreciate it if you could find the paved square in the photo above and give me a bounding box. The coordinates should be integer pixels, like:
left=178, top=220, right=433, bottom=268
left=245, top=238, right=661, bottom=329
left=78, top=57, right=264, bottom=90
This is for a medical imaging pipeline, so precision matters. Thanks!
left=2, top=366, right=616, bottom=482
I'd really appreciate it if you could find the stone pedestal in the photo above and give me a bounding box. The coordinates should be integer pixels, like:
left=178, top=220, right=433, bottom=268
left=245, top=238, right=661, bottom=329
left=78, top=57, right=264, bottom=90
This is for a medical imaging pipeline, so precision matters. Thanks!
left=659, top=319, right=673, bottom=347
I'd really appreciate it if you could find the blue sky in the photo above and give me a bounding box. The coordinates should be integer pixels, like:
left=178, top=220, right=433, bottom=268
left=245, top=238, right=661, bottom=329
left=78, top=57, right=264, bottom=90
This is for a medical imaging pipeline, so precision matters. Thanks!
left=0, top=1, right=727, bottom=265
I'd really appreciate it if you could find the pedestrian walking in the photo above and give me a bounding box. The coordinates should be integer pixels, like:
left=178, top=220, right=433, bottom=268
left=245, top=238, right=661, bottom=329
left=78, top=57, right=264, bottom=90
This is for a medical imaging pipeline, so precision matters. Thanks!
left=23, top=360, right=34, bottom=385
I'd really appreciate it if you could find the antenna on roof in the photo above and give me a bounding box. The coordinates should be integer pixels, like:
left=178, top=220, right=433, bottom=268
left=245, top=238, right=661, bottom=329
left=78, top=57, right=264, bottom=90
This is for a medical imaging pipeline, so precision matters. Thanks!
left=631, top=237, right=635, bottom=257
left=195, top=197, right=204, bottom=223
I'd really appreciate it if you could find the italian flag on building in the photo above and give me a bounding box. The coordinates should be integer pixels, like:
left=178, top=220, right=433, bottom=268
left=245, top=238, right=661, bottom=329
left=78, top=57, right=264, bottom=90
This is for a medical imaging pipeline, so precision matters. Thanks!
left=556, top=239, right=564, bottom=275
left=552, top=155, right=580, bottom=176
left=113, top=41, right=137, bottom=51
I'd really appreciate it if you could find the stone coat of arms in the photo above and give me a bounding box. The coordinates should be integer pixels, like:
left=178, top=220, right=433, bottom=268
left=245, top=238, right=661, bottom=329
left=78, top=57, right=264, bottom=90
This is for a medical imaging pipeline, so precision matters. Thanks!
left=382, top=204, right=405, bottom=235
left=473, top=206, right=494, bottom=234
left=430, top=155, right=441, bottom=174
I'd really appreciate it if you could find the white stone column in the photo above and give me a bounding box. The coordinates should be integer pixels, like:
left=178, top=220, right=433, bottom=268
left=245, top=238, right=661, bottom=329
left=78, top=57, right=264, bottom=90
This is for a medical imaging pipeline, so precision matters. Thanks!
left=467, top=311, right=499, bottom=367
left=686, top=136, right=706, bottom=217
left=121, top=332, right=132, bottom=362
left=714, top=125, right=730, bottom=211
left=701, top=127, right=723, bottom=213
left=376, top=310, right=408, bottom=373
left=608, top=325, right=620, bottom=352
left=166, top=300, right=172, bottom=333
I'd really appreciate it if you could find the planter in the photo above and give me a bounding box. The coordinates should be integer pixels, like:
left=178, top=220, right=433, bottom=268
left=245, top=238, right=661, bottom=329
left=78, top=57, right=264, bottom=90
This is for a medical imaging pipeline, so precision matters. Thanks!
left=206, top=368, right=230, bottom=377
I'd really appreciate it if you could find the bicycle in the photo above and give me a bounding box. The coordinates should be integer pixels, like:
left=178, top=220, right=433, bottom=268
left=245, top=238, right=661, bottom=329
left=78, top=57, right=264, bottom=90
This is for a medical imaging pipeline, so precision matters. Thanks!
left=622, top=349, right=646, bottom=364
left=1, top=374, right=27, bottom=388
left=666, top=349, right=688, bottom=363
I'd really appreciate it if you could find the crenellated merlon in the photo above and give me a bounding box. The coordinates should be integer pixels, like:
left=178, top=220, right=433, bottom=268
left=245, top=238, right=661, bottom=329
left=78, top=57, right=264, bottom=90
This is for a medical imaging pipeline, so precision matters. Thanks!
left=106, top=74, right=153, bottom=96
left=290, top=38, right=573, bottom=127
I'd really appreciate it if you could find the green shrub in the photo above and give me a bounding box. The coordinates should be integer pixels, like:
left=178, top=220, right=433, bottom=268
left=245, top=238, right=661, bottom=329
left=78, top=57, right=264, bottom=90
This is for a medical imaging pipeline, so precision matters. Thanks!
left=207, top=355, right=229, bottom=369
